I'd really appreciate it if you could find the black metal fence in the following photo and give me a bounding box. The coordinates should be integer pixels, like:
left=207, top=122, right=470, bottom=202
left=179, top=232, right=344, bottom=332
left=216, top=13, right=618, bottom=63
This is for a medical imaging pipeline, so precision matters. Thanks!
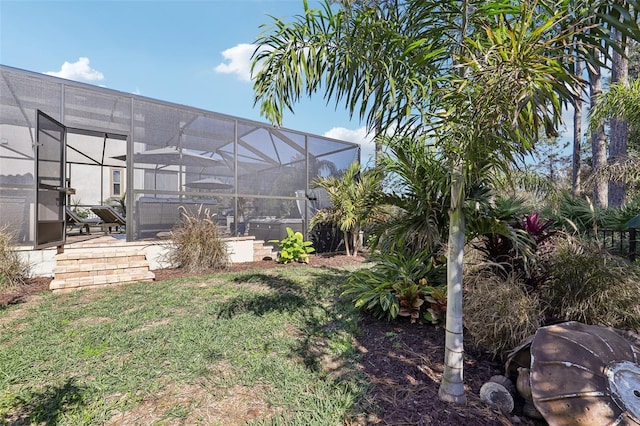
left=587, top=228, right=638, bottom=262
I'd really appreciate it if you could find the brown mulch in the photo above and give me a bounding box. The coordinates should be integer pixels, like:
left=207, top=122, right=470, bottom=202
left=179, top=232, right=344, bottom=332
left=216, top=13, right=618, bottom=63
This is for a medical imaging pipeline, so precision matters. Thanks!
left=0, top=278, right=50, bottom=306
left=1, top=254, right=543, bottom=425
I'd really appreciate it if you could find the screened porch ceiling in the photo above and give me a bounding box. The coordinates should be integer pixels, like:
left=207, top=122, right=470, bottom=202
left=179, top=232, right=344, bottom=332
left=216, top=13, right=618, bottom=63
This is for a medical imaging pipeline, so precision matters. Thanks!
left=0, top=66, right=359, bottom=177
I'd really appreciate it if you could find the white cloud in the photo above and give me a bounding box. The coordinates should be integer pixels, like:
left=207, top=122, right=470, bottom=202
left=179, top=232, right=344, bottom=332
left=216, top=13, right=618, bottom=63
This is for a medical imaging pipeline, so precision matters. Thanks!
left=44, top=57, right=104, bottom=82
left=214, top=43, right=258, bottom=82
left=324, top=126, right=377, bottom=167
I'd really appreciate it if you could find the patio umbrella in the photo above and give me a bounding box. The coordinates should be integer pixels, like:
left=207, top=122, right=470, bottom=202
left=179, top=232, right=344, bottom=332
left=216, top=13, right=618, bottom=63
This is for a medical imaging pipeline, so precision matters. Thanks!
left=184, top=177, right=233, bottom=190
left=112, top=146, right=221, bottom=168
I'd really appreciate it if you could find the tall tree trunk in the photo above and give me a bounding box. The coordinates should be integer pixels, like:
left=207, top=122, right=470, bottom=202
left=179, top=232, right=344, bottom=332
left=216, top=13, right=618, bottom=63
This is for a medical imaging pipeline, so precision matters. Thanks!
left=438, top=167, right=466, bottom=405
left=572, top=59, right=583, bottom=197
left=608, top=29, right=629, bottom=208
left=351, top=228, right=360, bottom=256
left=438, top=0, right=469, bottom=406
left=589, top=61, right=608, bottom=208
left=343, top=230, right=351, bottom=256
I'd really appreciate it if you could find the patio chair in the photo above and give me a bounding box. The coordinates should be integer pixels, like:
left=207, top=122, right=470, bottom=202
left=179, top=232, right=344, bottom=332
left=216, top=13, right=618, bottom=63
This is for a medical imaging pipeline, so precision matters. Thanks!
left=65, top=207, right=101, bottom=234
left=90, top=205, right=126, bottom=234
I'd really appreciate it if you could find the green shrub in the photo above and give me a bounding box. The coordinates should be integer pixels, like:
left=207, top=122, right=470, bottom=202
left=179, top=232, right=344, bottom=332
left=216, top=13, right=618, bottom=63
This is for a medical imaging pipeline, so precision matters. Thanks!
left=464, top=271, right=541, bottom=357
left=540, top=235, right=640, bottom=330
left=0, top=226, right=30, bottom=289
left=70, top=197, right=89, bottom=218
left=546, top=191, right=600, bottom=232
left=269, top=227, right=315, bottom=264
left=342, top=250, right=445, bottom=322
left=169, top=206, right=229, bottom=272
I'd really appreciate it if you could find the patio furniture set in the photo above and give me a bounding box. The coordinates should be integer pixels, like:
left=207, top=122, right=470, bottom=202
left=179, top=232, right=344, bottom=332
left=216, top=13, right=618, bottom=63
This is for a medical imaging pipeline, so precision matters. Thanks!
left=65, top=205, right=126, bottom=235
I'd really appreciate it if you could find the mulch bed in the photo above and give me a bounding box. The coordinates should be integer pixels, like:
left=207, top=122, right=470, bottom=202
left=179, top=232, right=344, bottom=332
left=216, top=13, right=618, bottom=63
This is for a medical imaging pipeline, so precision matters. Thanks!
left=0, top=278, right=50, bottom=306
left=1, top=254, right=544, bottom=425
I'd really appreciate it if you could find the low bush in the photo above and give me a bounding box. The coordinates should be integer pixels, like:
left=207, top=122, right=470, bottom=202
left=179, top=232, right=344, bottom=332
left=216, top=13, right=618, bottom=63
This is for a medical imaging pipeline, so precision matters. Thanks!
left=463, top=233, right=640, bottom=357
left=342, top=250, right=445, bottom=322
left=269, top=227, right=315, bottom=263
left=0, top=226, right=30, bottom=289
left=540, top=235, right=640, bottom=330
left=464, top=271, right=541, bottom=357
left=169, top=206, right=229, bottom=272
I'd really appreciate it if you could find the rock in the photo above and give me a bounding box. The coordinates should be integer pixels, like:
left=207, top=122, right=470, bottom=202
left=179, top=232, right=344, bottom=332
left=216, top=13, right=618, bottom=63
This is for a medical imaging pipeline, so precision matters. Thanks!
left=479, top=381, right=514, bottom=414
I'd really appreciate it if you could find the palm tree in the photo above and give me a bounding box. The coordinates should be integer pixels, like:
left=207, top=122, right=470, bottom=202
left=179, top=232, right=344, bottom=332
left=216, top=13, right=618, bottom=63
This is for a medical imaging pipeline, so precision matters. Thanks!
left=252, top=0, right=637, bottom=405
left=590, top=56, right=608, bottom=207
left=310, top=161, right=384, bottom=256
left=582, top=0, right=639, bottom=207
left=609, top=26, right=631, bottom=208
left=371, top=136, right=451, bottom=256
left=572, top=58, right=584, bottom=196
left=591, top=79, right=640, bottom=145
left=589, top=79, right=640, bottom=196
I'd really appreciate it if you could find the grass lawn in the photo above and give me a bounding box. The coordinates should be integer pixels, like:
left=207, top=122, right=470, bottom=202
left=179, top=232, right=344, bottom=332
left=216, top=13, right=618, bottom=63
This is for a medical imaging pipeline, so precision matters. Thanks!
left=0, top=266, right=370, bottom=425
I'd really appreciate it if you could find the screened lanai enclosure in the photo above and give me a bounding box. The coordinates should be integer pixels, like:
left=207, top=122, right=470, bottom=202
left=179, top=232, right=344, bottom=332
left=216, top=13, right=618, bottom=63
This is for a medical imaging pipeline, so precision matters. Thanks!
left=0, top=65, right=360, bottom=249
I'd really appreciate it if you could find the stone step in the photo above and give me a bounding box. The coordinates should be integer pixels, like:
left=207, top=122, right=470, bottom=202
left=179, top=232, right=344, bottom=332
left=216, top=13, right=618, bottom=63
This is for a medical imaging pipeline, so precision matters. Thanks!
left=49, top=271, right=155, bottom=290
left=254, top=246, right=275, bottom=255
left=253, top=240, right=276, bottom=261
left=56, top=249, right=145, bottom=265
left=56, top=250, right=145, bottom=261
left=53, top=258, right=149, bottom=274
left=54, top=266, right=152, bottom=281
left=50, top=249, right=155, bottom=293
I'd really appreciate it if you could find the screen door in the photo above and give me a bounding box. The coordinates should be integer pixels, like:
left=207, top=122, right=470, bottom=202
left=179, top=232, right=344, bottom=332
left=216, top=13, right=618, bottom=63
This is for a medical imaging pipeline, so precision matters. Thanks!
left=35, top=110, right=66, bottom=248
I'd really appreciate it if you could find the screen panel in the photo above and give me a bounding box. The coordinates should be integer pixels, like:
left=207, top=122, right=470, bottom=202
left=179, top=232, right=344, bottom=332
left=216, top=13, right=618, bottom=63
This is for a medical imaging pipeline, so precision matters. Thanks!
left=36, top=110, right=66, bottom=248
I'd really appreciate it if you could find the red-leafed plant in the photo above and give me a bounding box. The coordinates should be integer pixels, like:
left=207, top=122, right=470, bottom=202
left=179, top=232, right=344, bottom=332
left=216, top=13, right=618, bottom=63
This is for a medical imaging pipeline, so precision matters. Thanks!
left=518, top=212, right=554, bottom=246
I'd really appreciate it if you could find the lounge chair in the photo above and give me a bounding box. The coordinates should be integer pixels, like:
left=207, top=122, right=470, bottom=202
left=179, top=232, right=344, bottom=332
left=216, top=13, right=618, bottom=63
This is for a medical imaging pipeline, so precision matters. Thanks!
left=65, top=207, right=101, bottom=234
left=90, top=205, right=126, bottom=234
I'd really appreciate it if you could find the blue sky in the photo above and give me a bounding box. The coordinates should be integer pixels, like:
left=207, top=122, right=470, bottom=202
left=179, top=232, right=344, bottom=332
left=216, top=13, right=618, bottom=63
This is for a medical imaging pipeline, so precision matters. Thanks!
left=0, top=0, right=377, bottom=162
left=1, top=0, right=580, bottom=167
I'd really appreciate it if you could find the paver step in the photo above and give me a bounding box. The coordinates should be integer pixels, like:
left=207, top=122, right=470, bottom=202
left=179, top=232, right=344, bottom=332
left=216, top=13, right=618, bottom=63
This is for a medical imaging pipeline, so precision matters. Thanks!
left=253, top=240, right=276, bottom=261
left=50, top=272, right=155, bottom=292
left=55, top=250, right=147, bottom=261
left=53, top=259, right=150, bottom=274
left=50, top=249, right=155, bottom=293
left=54, top=266, right=152, bottom=281
left=254, top=250, right=275, bottom=258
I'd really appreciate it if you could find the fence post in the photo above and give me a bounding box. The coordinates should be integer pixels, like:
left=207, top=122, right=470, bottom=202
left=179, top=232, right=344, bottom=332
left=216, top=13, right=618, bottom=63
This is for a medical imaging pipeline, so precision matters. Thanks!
left=630, top=228, right=637, bottom=263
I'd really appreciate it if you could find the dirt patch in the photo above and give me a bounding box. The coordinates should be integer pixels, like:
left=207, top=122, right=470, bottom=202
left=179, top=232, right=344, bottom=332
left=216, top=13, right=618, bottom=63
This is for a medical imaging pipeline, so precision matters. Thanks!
left=105, top=381, right=279, bottom=426
left=128, top=317, right=172, bottom=334
left=1, top=254, right=543, bottom=425
left=70, top=316, right=114, bottom=328
left=0, top=278, right=50, bottom=307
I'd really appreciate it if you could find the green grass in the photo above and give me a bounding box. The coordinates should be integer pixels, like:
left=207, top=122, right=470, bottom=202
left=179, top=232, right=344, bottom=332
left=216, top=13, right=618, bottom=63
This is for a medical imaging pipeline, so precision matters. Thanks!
left=0, top=266, right=369, bottom=425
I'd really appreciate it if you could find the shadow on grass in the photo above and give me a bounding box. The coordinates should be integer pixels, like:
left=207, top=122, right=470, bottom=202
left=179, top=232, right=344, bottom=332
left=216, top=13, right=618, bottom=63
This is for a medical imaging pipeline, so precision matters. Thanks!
left=216, top=272, right=311, bottom=318
left=215, top=268, right=370, bottom=420
left=227, top=270, right=362, bottom=369
left=232, top=272, right=304, bottom=292
left=296, top=273, right=362, bottom=367
left=232, top=269, right=351, bottom=298
left=6, top=378, right=87, bottom=425
left=214, top=292, right=306, bottom=318
left=224, top=269, right=352, bottom=314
